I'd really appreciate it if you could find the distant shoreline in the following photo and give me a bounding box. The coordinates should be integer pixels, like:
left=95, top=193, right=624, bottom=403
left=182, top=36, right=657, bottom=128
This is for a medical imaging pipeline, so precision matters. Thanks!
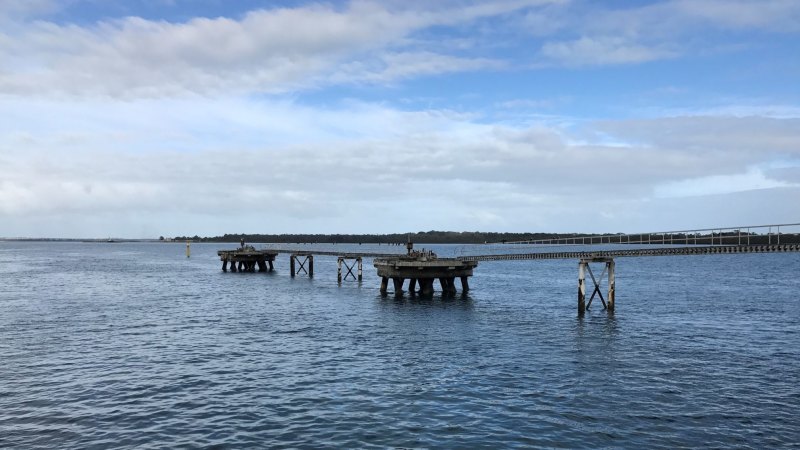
left=5, top=229, right=797, bottom=245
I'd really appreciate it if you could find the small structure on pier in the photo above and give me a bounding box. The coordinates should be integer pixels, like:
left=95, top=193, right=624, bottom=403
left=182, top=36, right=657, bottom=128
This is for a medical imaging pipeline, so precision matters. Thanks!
left=373, top=242, right=477, bottom=296
left=218, top=247, right=278, bottom=273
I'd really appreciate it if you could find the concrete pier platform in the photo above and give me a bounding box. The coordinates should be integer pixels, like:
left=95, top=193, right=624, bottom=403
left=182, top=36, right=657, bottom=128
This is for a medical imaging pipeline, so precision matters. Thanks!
left=218, top=247, right=278, bottom=273
left=374, top=250, right=477, bottom=296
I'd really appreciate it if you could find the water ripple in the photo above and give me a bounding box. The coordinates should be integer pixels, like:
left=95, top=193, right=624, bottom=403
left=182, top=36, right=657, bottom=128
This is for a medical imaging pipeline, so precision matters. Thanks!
left=0, top=242, right=798, bottom=448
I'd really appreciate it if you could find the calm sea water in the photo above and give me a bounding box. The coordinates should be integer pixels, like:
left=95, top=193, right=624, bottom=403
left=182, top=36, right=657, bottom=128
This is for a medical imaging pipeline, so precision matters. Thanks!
left=1, top=242, right=798, bottom=448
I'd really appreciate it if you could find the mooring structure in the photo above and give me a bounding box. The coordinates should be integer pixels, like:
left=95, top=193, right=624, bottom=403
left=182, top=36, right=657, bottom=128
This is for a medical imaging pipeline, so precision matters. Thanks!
left=373, top=242, right=477, bottom=296
left=218, top=247, right=278, bottom=272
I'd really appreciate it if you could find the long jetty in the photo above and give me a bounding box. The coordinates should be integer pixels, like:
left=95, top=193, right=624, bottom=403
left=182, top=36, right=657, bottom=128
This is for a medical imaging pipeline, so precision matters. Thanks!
left=215, top=222, right=800, bottom=316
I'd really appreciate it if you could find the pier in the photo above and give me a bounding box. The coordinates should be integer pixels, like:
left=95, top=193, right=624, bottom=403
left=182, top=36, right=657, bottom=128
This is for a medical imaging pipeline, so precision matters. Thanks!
left=215, top=222, right=800, bottom=315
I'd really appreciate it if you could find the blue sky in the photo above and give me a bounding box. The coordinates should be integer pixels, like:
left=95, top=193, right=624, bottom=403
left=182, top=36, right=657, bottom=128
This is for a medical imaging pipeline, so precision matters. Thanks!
left=0, top=0, right=799, bottom=238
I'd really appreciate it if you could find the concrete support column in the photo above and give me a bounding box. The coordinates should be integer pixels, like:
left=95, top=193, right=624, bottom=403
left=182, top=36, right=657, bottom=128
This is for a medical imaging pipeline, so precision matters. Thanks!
left=380, top=277, right=389, bottom=294
left=460, top=276, right=469, bottom=292
left=408, top=278, right=417, bottom=294
left=222, top=259, right=228, bottom=272
left=420, top=279, right=434, bottom=296
left=392, top=277, right=404, bottom=293
left=268, top=260, right=274, bottom=272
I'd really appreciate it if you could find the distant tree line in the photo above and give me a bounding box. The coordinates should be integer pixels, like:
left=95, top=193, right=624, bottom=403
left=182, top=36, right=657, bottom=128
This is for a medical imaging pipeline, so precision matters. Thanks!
left=170, top=230, right=800, bottom=245
left=172, top=231, right=586, bottom=244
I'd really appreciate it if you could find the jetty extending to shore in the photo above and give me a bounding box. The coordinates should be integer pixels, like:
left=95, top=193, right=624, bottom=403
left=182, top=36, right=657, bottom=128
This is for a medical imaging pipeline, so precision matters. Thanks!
left=215, top=222, right=800, bottom=315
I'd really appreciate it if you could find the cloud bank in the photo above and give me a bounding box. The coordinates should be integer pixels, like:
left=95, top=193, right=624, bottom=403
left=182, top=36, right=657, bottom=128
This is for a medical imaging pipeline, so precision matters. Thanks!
left=0, top=0, right=798, bottom=237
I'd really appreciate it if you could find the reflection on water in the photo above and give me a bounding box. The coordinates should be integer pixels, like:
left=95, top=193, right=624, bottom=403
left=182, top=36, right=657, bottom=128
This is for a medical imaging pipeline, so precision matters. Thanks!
left=0, top=242, right=798, bottom=448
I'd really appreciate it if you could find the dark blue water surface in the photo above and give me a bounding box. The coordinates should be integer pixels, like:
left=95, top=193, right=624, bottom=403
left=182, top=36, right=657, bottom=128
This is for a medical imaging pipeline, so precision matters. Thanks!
left=1, top=242, right=798, bottom=448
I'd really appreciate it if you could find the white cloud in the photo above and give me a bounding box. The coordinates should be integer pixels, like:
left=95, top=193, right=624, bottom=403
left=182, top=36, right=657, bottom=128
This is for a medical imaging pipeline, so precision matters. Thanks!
left=540, top=36, right=676, bottom=66
left=0, top=0, right=551, bottom=98
left=654, top=167, right=795, bottom=198
left=672, top=0, right=800, bottom=32
left=2, top=95, right=799, bottom=236
left=530, top=0, right=800, bottom=67
left=0, top=0, right=58, bottom=20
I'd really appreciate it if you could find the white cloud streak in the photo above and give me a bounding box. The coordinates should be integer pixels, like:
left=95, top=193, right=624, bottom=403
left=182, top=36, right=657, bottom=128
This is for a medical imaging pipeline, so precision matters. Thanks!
left=0, top=0, right=550, bottom=98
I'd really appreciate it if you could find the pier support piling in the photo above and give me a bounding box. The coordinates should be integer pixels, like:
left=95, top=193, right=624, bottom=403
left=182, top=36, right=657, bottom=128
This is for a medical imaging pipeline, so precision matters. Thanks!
left=290, top=253, right=314, bottom=278
left=392, top=277, right=404, bottom=294
left=607, top=259, right=615, bottom=311
left=578, top=257, right=615, bottom=316
left=578, top=261, right=586, bottom=316
left=380, top=277, right=389, bottom=295
left=337, top=256, right=363, bottom=283
left=420, top=278, right=434, bottom=296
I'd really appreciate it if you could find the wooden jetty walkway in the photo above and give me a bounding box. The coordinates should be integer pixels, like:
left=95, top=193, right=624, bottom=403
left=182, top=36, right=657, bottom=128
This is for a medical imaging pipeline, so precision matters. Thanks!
left=459, top=243, right=800, bottom=262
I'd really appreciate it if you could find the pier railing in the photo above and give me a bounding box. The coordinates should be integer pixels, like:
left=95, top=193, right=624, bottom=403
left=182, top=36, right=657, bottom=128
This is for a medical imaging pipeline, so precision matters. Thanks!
left=498, top=223, right=800, bottom=247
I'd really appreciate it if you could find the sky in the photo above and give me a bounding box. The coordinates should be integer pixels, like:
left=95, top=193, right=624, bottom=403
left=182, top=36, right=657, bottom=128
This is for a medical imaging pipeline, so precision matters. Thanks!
left=1, top=0, right=799, bottom=238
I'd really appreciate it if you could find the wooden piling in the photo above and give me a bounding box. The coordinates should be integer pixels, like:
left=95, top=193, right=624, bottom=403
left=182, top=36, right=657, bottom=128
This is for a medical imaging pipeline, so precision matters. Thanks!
left=357, top=257, right=363, bottom=281
left=337, top=258, right=343, bottom=283
left=578, top=261, right=586, bottom=316
left=607, top=259, right=615, bottom=311
left=290, top=256, right=296, bottom=277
